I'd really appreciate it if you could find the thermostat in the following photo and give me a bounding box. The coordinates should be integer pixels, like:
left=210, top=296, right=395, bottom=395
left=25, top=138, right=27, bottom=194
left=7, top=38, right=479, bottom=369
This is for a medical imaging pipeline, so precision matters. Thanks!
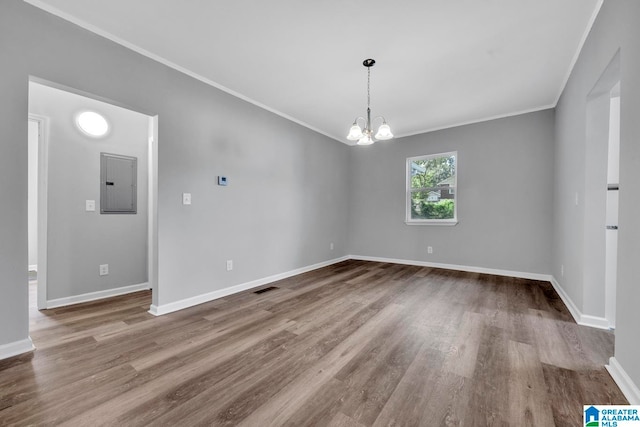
left=218, top=176, right=228, bottom=186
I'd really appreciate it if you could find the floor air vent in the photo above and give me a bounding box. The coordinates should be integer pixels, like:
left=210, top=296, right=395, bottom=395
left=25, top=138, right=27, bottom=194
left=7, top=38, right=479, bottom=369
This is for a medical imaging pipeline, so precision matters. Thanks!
left=254, top=286, right=278, bottom=294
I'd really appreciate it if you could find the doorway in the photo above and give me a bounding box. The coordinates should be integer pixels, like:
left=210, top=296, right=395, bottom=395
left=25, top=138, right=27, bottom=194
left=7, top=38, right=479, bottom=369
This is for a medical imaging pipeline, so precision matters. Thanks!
left=604, top=86, right=620, bottom=329
left=28, top=79, right=158, bottom=316
left=583, top=51, right=620, bottom=330
left=27, top=118, right=38, bottom=275
left=28, top=114, right=48, bottom=310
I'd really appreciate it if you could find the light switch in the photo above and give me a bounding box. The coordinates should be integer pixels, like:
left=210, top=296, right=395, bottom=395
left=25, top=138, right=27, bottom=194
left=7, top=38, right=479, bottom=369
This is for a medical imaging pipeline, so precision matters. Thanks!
left=182, top=193, right=192, bottom=205
left=86, top=200, right=96, bottom=211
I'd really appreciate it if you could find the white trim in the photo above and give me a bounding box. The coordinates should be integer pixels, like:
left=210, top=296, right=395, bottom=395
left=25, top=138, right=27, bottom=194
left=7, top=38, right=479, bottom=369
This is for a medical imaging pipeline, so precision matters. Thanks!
left=145, top=254, right=612, bottom=333
left=22, top=0, right=595, bottom=144
left=549, top=276, right=610, bottom=330
left=353, top=258, right=612, bottom=330
left=23, top=0, right=342, bottom=144
left=148, top=116, right=159, bottom=301
left=606, top=357, right=640, bottom=404
left=0, top=337, right=35, bottom=361
left=28, top=113, right=49, bottom=310
left=553, top=0, right=604, bottom=106
left=349, top=255, right=552, bottom=282
left=28, top=264, right=38, bottom=272
left=149, top=256, right=350, bottom=316
left=405, top=221, right=458, bottom=226
left=549, top=276, right=582, bottom=324
left=579, top=314, right=610, bottom=330
left=46, top=282, right=150, bottom=309
left=394, top=104, right=555, bottom=140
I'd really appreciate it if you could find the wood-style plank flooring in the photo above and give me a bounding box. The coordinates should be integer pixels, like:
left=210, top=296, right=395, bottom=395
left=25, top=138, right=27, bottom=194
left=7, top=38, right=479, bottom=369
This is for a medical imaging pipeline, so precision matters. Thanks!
left=0, top=260, right=627, bottom=426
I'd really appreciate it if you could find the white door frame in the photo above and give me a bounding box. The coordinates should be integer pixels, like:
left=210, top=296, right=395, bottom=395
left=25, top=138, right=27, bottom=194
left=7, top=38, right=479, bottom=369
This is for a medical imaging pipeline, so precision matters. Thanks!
left=28, top=79, right=159, bottom=311
left=148, top=115, right=159, bottom=303
left=583, top=51, right=620, bottom=329
left=604, top=93, right=620, bottom=329
left=28, top=114, right=49, bottom=310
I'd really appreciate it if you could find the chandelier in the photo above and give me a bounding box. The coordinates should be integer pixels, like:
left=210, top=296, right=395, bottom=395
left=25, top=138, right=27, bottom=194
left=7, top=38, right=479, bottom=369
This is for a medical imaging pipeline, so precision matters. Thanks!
left=346, top=58, right=393, bottom=145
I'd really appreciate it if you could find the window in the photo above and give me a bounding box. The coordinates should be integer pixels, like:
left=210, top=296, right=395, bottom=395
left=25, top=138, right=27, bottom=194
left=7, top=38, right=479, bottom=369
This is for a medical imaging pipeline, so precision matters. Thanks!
left=406, top=151, right=457, bottom=225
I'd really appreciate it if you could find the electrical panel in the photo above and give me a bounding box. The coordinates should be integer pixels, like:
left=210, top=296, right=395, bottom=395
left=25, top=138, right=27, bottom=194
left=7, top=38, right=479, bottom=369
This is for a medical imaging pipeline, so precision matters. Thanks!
left=100, top=153, right=137, bottom=214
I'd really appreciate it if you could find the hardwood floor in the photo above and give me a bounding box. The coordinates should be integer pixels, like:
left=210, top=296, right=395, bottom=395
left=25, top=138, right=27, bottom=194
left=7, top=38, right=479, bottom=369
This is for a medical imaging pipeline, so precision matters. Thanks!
left=0, top=261, right=626, bottom=426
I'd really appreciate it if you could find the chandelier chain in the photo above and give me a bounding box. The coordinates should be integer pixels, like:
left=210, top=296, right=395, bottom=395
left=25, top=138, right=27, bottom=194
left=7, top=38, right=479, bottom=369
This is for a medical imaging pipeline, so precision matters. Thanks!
left=367, top=67, right=371, bottom=109
left=346, top=58, right=393, bottom=144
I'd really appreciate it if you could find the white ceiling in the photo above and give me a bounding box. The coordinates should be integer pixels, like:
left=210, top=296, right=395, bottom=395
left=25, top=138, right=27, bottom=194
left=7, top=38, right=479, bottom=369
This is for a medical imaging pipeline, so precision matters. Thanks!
left=26, top=0, right=602, bottom=144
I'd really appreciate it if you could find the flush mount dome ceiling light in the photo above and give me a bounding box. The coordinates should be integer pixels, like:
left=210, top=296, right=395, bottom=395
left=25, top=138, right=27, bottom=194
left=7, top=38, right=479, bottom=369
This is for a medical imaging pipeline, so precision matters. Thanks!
left=75, top=111, right=109, bottom=137
left=346, top=58, right=393, bottom=145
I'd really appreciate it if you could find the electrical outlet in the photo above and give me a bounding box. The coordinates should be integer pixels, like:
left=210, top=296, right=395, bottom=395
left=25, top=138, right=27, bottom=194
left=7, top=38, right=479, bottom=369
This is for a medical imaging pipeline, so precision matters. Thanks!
left=427, top=246, right=433, bottom=254
left=330, top=243, right=334, bottom=250
left=99, top=264, right=109, bottom=276
left=226, top=260, right=233, bottom=271
left=182, top=193, right=192, bottom=205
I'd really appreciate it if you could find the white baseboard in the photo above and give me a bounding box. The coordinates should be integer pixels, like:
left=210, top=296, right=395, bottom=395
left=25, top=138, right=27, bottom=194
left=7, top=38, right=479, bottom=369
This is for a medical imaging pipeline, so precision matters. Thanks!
left=47, top=282, right=150, bottom=309
left=350, top=256, right=613, bottom=330
left=0, top=337, right=35, bottom=361
left=349, top=255, right=553, bottom=282
left=149, top=256, right=350, bottom=316
left=606, top=357, right=640, bottom=404
left=148, top=254, right=614, bottom=334
left=579, top=314, right=610, bottom=330
left=28, top=265, right=38, bottom=272
left=549, top=276, right=582, bottom=324
left=549, top=277, right=610, bottom=330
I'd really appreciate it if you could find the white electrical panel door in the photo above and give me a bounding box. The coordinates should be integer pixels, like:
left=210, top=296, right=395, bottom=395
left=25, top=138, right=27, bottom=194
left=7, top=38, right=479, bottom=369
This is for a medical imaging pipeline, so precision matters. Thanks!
left=101, top=153, right=137, bottom=214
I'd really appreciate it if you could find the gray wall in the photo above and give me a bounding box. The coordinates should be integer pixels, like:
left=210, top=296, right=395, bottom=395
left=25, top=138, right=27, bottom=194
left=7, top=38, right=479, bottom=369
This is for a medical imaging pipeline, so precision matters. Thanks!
left=553, top=0, right=640, bottom=392
left=348, top=110, right=554, bottom=275
left=29, top=82, right=149, bottom=300
left=0, top=0, right=349, bottom=346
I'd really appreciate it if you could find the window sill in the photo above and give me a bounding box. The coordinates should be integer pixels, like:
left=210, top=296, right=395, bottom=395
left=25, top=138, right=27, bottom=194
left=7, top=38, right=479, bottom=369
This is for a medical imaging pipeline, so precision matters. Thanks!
left=405, top=220, right=458, bottom=226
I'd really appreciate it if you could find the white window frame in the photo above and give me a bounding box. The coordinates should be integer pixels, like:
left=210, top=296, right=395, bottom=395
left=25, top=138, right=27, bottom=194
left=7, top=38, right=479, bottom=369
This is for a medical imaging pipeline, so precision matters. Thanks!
left=405, top=151, right=458, bottom=226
